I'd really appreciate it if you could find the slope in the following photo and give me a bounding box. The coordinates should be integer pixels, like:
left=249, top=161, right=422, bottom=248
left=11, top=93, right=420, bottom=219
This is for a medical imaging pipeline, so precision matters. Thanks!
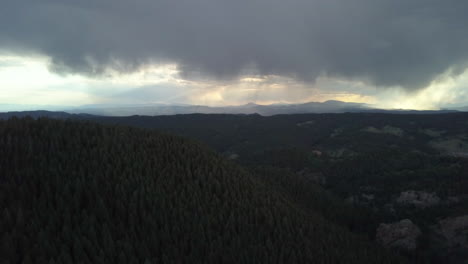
left=0, top=118, right=403, bottom=263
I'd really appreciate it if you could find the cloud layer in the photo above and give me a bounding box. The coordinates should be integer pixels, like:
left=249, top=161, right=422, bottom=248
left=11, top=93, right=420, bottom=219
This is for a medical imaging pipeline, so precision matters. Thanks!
left=2, top=0, right=468, bottom=89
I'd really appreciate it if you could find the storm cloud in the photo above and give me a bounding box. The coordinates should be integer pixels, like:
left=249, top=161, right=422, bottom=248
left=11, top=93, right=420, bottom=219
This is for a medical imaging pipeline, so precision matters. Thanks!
left=1, top=0, right=468, bottom=89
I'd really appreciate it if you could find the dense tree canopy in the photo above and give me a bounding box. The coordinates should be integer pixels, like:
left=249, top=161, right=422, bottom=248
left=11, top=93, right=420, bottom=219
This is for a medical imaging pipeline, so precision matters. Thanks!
left=0, top=118, right=403, bottom=263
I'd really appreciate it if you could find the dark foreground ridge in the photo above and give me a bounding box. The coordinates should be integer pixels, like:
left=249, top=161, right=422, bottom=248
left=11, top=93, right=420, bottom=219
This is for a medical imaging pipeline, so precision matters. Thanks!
left=0, top=118, right=403, bottom=263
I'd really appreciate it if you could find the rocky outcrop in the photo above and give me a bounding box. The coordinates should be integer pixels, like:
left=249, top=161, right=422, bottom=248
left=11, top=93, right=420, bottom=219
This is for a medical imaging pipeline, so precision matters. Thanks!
left=227, top=153, right=239, bottom=160
left=311, top=150, right=322, bottom=157
left=429, top=215, right=468, bottom=263
left=376, top=219, right=422, bottom=251
left=223, top=152, right=239, bottom=160
left=345, top=193, right=375, bottom=206
left=432, top=215, right=468, bottom=249
left=396, top=190, right=440, bottom=208
left=446, top=196, right=460, bottom=204
left=297, top=169, right=326, bottom=185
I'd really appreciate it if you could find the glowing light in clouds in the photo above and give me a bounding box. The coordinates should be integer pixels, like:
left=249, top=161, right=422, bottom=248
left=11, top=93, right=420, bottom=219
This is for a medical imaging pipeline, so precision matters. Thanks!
left=1, top=53, right=468, bottom=110
left=0, top=54, right=91, bottom=105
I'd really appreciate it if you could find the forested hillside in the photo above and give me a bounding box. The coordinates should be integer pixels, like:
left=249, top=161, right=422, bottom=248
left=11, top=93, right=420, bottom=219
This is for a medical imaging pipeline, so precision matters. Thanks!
left=77, top=112, right=468, bottom=263
left=0, top=118, right=404, bottom=263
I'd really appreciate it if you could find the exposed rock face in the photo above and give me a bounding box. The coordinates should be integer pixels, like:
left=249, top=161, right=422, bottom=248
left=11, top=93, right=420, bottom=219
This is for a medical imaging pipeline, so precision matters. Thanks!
left=429, top=215, right=468, bottom=263
left=362, top=125, right=404, bottom=136
left=446, top=196, right=460, bottom=204
left=345, top=193, right=375, bottom=206
left=376, top=219, right=422, bottom=251
left=432, top=215, right=468, bottom=249
left=396, top=190, right=440, bottom=208
left=296, top=120, right=316, bottom=127
left=311, top=150, right=322, bottom=157
left=223, top=152, right=239, bottom=160
left=297, top=169, right=326, bottom=185
left=362, top=194, right=375, bottom=201
left=227, top=153, right=239, bottom=160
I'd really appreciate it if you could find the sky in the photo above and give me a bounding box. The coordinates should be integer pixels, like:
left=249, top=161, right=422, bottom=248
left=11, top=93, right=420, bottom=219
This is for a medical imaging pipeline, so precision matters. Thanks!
left=1, top=0, right=468, bottom=110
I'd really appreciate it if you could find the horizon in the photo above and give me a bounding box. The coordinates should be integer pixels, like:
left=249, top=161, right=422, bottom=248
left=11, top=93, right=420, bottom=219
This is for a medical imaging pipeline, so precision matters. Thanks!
left=0, top=99, right=462, bottom=116
left=2, top=1, right=468, bottom=111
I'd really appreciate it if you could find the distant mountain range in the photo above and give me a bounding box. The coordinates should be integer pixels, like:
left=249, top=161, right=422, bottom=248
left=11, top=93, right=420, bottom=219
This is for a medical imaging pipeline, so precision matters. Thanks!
left=0, top=100, right=460, bottom=117
left=65, top=100, right=371, bottom=116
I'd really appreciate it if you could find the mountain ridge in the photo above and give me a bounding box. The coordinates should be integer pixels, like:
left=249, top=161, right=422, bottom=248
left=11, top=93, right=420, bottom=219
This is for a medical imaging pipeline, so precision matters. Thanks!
left=0, top=100, right=460, bottom=117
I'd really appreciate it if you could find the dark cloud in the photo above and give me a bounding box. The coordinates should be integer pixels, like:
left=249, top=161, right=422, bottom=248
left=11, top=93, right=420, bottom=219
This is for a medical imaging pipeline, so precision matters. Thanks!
left=1, top=0, right=468, bottom=89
